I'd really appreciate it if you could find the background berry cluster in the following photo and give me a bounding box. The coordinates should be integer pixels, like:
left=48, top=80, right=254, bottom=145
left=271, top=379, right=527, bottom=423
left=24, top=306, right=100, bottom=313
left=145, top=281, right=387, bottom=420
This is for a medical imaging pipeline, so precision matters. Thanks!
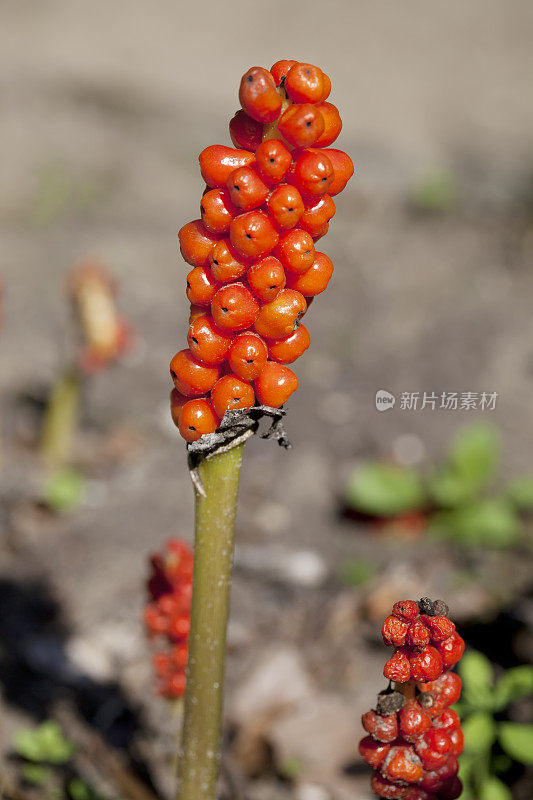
left=359, top=599, right=465, bottom=800
left=382, top=599, right=465, bottom=683
left=169, top=60, right=354, bottom=442
left=144, top=539, right=193, bottom=698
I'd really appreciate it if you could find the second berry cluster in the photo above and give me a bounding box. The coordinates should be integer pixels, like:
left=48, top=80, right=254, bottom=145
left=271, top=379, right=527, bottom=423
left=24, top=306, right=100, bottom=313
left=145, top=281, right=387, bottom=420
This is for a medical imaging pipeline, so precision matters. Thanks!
left=170, top=60, right=354, bottom=443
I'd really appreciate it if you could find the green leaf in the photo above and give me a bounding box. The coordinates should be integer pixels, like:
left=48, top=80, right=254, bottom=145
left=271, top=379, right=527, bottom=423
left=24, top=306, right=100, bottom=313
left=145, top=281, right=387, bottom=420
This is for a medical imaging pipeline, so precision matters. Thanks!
left=446, top=423, right=500, bottom=488
left=460, top=650, right=494, bottom=693
left=498, top=722, right=533, bottom=764
left=338, top=559, right=376, bottom=586
left=13, top=721, right=74, bottom=765
left=462, top=712, right=497, bottom=755
left=493, top=665, right=533, bottom=709
left=345, top=463, right=425, bottom=517
left=428, top=467, right=480, bottom=508
left=506, top=476, right=533, bottom=510
left=432, top=499, right=521, bottom=549
left=44, top=468, right=86, bottom=513
left=21, top=764, right=52, bottom=785
left=479, top=776, right=513, bottom=800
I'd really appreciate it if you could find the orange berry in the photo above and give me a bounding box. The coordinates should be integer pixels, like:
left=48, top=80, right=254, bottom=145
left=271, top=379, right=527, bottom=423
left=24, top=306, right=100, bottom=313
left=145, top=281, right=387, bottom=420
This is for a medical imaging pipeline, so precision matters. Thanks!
left=178, top=399, right=219, bottom=443
left=275, top=228, right=315, bottom=274
left=313, top=102, right=342, bottom=148
left=227, top=166, right=269, bottom=211
left=187, top=314, right=233, bottom=365
left=230, top=210, right=279, bottom=258
left=316, top=148, right=354, bottom=195
left=255, top=139, right=293, bottom=185
left=267, top=184, right=305, bottom=229
left=170, top=388, right=189, bottom=427
left=170, top=349, right=221, bottom=397
left=299, top=194, right=336, bottom=238
left=211, top=375, right=255, bottom=418
left=239, top=67, right=282, bottom=124
left=254, top=361, right=298, bottom=407
left=209, top=239, right=248, bottom=282
left=211, top=283, right=260, bottom=331
left=291, top=150, right=334, bottom=197
left=286, top=251, right=333, bottom=296
left=278, top=103, right=325, bottom=148
left=200, top=188, right=238, bottom=235
left=268, top=324, right=310, bottom=364
left=270, top=59, right=298, bottom=86
left=246, top=255, right=286, bottom=302
left=229, top=109, right=263, bottom=151
left=186, top=266, right=220, bottom=307
left=227, top=332, right=268, bottom=381
left=178, top=220, right=220, bottom=268
left=284, top=63, right=330, bottom=104
left=199, top=145, right=255, bottom=189
left=254, top=288, right=307, bottom=339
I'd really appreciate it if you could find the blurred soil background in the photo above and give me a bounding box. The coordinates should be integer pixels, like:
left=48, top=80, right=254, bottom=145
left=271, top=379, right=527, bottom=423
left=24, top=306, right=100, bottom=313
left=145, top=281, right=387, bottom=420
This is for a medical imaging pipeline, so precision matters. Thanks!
left=1, top=1, right=533, bottom=799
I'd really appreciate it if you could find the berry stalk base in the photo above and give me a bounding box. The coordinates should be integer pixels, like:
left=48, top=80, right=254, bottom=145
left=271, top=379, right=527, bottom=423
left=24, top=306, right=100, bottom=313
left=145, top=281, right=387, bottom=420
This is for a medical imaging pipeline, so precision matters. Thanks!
left=177, top=443, right=244, bottom=800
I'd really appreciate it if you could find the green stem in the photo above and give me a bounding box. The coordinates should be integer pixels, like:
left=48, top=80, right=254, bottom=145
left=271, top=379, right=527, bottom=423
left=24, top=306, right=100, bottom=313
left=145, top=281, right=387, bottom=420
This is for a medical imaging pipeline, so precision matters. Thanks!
left=40, top=370, right=81, bottom=469
left=177, top=443, right=244, bottom=800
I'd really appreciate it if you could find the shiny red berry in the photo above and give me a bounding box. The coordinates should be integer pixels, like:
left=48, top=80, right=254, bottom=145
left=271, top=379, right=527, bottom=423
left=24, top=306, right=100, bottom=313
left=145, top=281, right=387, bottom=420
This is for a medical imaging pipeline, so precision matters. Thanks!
left=267, top=184, right=305, bottom=230
left=178, top=399, right=219, bottom=443
left=285, top=251, right=334, bottom=296
left=291, top=149, right=334, bottom=197
left=199, top=145, right=255, bottom=189
left=239, top=67, right=282, bottom=124
left=227, top=332, right=268, bottom=381
left=170, top=388, right=189, bottom=428
left=370, top=772, right=408, bottom=799
left=209, top=239, right=248, bottom=282
left=448, top=727, right=464, bottom=756
left=432, top=709, right=460, bottom=733
left=317, top=147, right=354, bottom=195
left=186, top=266, right=220, bottom=307
left=361, top=710, right=399, bottom=743
left=299, top=194, right=335, bottom=238
left=384, top=647, right=411, bottom=683
left=200, top=188, right=238, bottom=235
left=246, top=255, right=286, bottom=301
left=421, top=615, right=455, bottom=644
left=229, top=109, right=263, bottom=151
left=187, top=314, right=233, bottom=365
left=179, top=220, right=220, bottom=268
left=230, top=210, right=279, bottom=258
left=278, top=103, right=325, bottom=148
left=406, top=619, right=430, bottom=648
left=414, top=728, right=453, bottom=770
left=284, top=63, right=330, bottom=104
left=253, top=362, right=298, bottom=407
left=381, top=615, right=410, bottom=647
left=210, top=375, right=255, bottom=418
left=381, top=746, right=423, bottom=785
left=275, top=228, right=315, bottom=274
left=267, top=324, right=310, bottom=364
left=255, top=139, right=292, bottom=185
left=170, top=349, right=221, bottom=397
left=419, top=672, right=462, bottom=716
left=438, top=633, right=465, bottom=669
left=254, top=288, right=307, bottom=339
left=392, top=601, right=420, bottom=622
left=227, top=166, right=269, bottom=211
left=409, top=646, right=443, bottom=682
left=359, top=736, right=390, bottom=768
left=398, top=701, right=432, bottom=742
left=313, top=102, right=342, bottom=148
left=270, top=59, right=298, bottom=86
left=211, top=283, right=260, bottom=331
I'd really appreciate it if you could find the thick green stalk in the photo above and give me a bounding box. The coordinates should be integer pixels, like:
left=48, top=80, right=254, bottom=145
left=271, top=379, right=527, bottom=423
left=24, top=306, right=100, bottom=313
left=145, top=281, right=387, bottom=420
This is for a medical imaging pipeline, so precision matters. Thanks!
left=177, top=443, right=244, bottom=800
left=40, top=370, right=81, bottom=469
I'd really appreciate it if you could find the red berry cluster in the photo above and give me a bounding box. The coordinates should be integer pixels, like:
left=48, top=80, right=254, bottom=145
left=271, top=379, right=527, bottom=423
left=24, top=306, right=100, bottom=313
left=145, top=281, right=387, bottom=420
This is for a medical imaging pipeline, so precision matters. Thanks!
left=359, top=599, right=464, bottom=800
left=144, top=539, right=193, bottom=698
left=382, top=599, right=465, bottom=684
left=170, top=60, right=354, bottom=442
